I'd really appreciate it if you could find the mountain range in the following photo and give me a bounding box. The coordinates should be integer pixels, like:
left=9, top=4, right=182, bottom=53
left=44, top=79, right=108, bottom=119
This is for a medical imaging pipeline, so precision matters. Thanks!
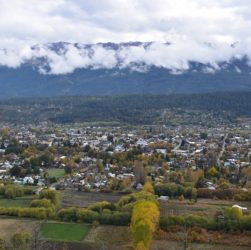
left=0, top=42, right=251, bottom=99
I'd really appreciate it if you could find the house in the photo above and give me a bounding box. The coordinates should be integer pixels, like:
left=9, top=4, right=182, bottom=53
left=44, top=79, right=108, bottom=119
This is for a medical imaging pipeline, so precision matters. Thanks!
left=23, top=176, right=34, bottom=185
left=158, top=196, right=169, bottom=201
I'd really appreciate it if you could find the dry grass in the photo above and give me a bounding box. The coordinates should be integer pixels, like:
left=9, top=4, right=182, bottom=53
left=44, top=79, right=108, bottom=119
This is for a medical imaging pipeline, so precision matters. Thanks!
left=0, top=218, right=38, bottom=243
left=151, top=240, right=251, bottom=250
left=154, top=229, right=251, bottom=249
left=159, top=198, right=251, bottom=217
left=85, top=225, right=132, bottom=249
left=60, top=190, right=122, bottom=208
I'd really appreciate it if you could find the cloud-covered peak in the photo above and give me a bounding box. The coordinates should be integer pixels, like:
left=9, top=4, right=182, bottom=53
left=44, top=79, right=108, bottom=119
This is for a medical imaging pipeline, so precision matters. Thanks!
left=0, top=41, right=250, bottom=75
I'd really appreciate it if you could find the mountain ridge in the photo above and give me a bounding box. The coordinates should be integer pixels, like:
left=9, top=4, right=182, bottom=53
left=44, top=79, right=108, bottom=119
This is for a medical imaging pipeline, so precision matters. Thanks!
left=0, top=42, right=251, bottom=98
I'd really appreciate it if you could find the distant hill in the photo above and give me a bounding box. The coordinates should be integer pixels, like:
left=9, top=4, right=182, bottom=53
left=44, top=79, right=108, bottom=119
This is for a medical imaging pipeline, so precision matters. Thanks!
left=0, top=42, right=251, bottom=99
left=1, top=92, right=250, bottom=124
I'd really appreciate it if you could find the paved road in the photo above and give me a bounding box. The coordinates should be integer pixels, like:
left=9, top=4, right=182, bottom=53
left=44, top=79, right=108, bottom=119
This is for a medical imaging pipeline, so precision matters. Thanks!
left=217, top=133, right=228, bottom=168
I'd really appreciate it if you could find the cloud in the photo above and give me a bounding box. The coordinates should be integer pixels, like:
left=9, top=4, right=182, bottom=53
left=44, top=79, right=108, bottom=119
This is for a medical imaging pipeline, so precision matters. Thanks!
left=0, top=0, right=251, bottom=74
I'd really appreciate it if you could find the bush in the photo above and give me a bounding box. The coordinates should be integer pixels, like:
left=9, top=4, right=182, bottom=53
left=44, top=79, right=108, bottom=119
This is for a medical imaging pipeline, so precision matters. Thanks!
left=77, top=209, right=99, bottom=223
left=0, top=207, right=19, bottom=216
left=160, top=213, right=251, bottom=232
left=117, top=191, right=156, bottom=207
left=18, top=207, right=48, bottom=219
left=224, top=207, right=243, bottom=220
left=58, top=207, right=78, bottom=222
left=160, top=216, right=185, bottom=229
left=0, top=186, right=5, bottom=195
left=30, top=199, right=54, bottom=209
left=197, top=188, right=241, bottom=200
left=0, top=207, right=54, bottom=219
left=154, top=183, right=184, bottom=198
left=234, top=190, right=251, bottom=201
left=39, top=189, right=60, bottom=207
left=88, top=201, right=116, bottom=212
left=4, top=186, right=24, bottom=199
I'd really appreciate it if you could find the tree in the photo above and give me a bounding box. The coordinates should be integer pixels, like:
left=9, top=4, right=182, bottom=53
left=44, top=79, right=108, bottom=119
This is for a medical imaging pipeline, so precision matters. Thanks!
left=130, top=183, right=159, bottom=250
left=39, top=189, right=60, bottom=207
left=10, top=166, right=22, bottom=177
left=131, top=200, right=159, bottom=250
left=142, top=182, right=154, bottom=194
left=208, top=167, right=218, bottom=179
left=1, top=127, right=10, bottom=139
left=185, top=168, right=194, bottom=182
left=64, top=165, right=72, bottom=175
left=133, top=161, right=146, bottom=185
left=38, top=153, right=54, bottom=167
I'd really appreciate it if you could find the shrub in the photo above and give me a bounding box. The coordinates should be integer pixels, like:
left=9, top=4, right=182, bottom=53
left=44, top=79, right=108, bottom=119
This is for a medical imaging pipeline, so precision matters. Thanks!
left=4, top=186, right=24, bottom=199
left=197, top=188, right=241, bottom=200
left=58, top=207, right=78, bottom=222
left=30, top=199, right=54, bottom=209
left=77, top=209, right=99, bottom=223
left=160, top=216, right=185, bottom=229
left=39, top=189, right=60, bottom=207
left=4, top=187, right=16, bottom=199
left=154, top=183, right=184, bottom=198
left=88, top=201, right=116, bottom=212
left=117, top=191, right=156, bottom=207
left=0, top=207, right=54, bottom=219
left=224, top=207, right=243, bottom=220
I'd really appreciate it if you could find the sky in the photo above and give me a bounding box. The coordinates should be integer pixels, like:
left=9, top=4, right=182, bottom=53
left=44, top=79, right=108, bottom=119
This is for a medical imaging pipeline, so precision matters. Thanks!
left=0, top=0, right=251, bottom=74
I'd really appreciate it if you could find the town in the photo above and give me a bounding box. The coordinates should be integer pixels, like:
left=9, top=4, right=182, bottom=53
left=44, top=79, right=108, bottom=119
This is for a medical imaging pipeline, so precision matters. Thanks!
left=0, top=120, right=250, bottom=192
left=0, top=120, right=251, bottom=250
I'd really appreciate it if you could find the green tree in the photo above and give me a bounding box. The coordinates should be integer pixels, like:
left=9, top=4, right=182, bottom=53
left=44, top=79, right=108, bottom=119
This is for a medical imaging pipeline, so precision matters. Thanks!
left=208, top=167, right=218, bottom=179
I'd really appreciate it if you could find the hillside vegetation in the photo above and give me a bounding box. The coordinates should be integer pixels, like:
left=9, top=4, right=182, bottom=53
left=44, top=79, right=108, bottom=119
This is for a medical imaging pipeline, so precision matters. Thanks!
left=0, top=92, right=250, bottom=124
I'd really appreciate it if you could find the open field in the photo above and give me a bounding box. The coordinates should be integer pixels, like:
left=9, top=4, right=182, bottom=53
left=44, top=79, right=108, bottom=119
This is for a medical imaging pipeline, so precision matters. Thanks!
left=154, top=229, right=251, bottom=249
left=159, top=198, right=251, bottom=217
left=0, top=195, right=33, bottom=208
left=85, top=225, right=131, bottom=246
left=60, top=190, right=122, bottom=208
left=40, top=222, right=90, bottom=242
left=0, top=218, right=38, bottom=242
left=47, top=168, right=65, bottom=178
left=0, top=218, right=251, bottom=250
left=152, top=240, right=251, bottom=250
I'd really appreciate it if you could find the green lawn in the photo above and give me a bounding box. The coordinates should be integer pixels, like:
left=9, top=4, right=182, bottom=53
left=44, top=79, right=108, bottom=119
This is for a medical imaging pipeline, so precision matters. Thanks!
left=40, top=222, right=90, bottom=242
left=47, top=168, right=65, bottom=179
left=0, top=196, right=33, bottom=208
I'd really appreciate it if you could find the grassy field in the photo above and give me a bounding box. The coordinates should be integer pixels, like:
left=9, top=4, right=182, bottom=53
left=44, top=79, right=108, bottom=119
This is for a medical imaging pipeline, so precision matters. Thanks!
left=0, top=195, right=33, bottom=208
left=47, top=168, right=65, bottom=178
left=40, top=222, right=90, bottom=242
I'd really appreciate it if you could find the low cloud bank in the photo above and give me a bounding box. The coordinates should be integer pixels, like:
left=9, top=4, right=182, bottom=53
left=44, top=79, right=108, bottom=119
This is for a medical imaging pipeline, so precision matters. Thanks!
left=0, top=41, right=250, bottom=74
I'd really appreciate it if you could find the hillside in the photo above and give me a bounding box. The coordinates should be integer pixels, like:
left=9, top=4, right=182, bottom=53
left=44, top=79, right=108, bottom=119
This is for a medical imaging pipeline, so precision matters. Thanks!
left=1, top=92, right=250, bottom=124
left=0, top=42, right=251, bottom=99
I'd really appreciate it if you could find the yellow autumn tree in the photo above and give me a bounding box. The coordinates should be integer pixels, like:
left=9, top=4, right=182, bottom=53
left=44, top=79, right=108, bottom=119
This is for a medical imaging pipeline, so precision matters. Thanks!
left=142, top=181, right=154, bottom=194
left=130, top=182, right=159, bottom=250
